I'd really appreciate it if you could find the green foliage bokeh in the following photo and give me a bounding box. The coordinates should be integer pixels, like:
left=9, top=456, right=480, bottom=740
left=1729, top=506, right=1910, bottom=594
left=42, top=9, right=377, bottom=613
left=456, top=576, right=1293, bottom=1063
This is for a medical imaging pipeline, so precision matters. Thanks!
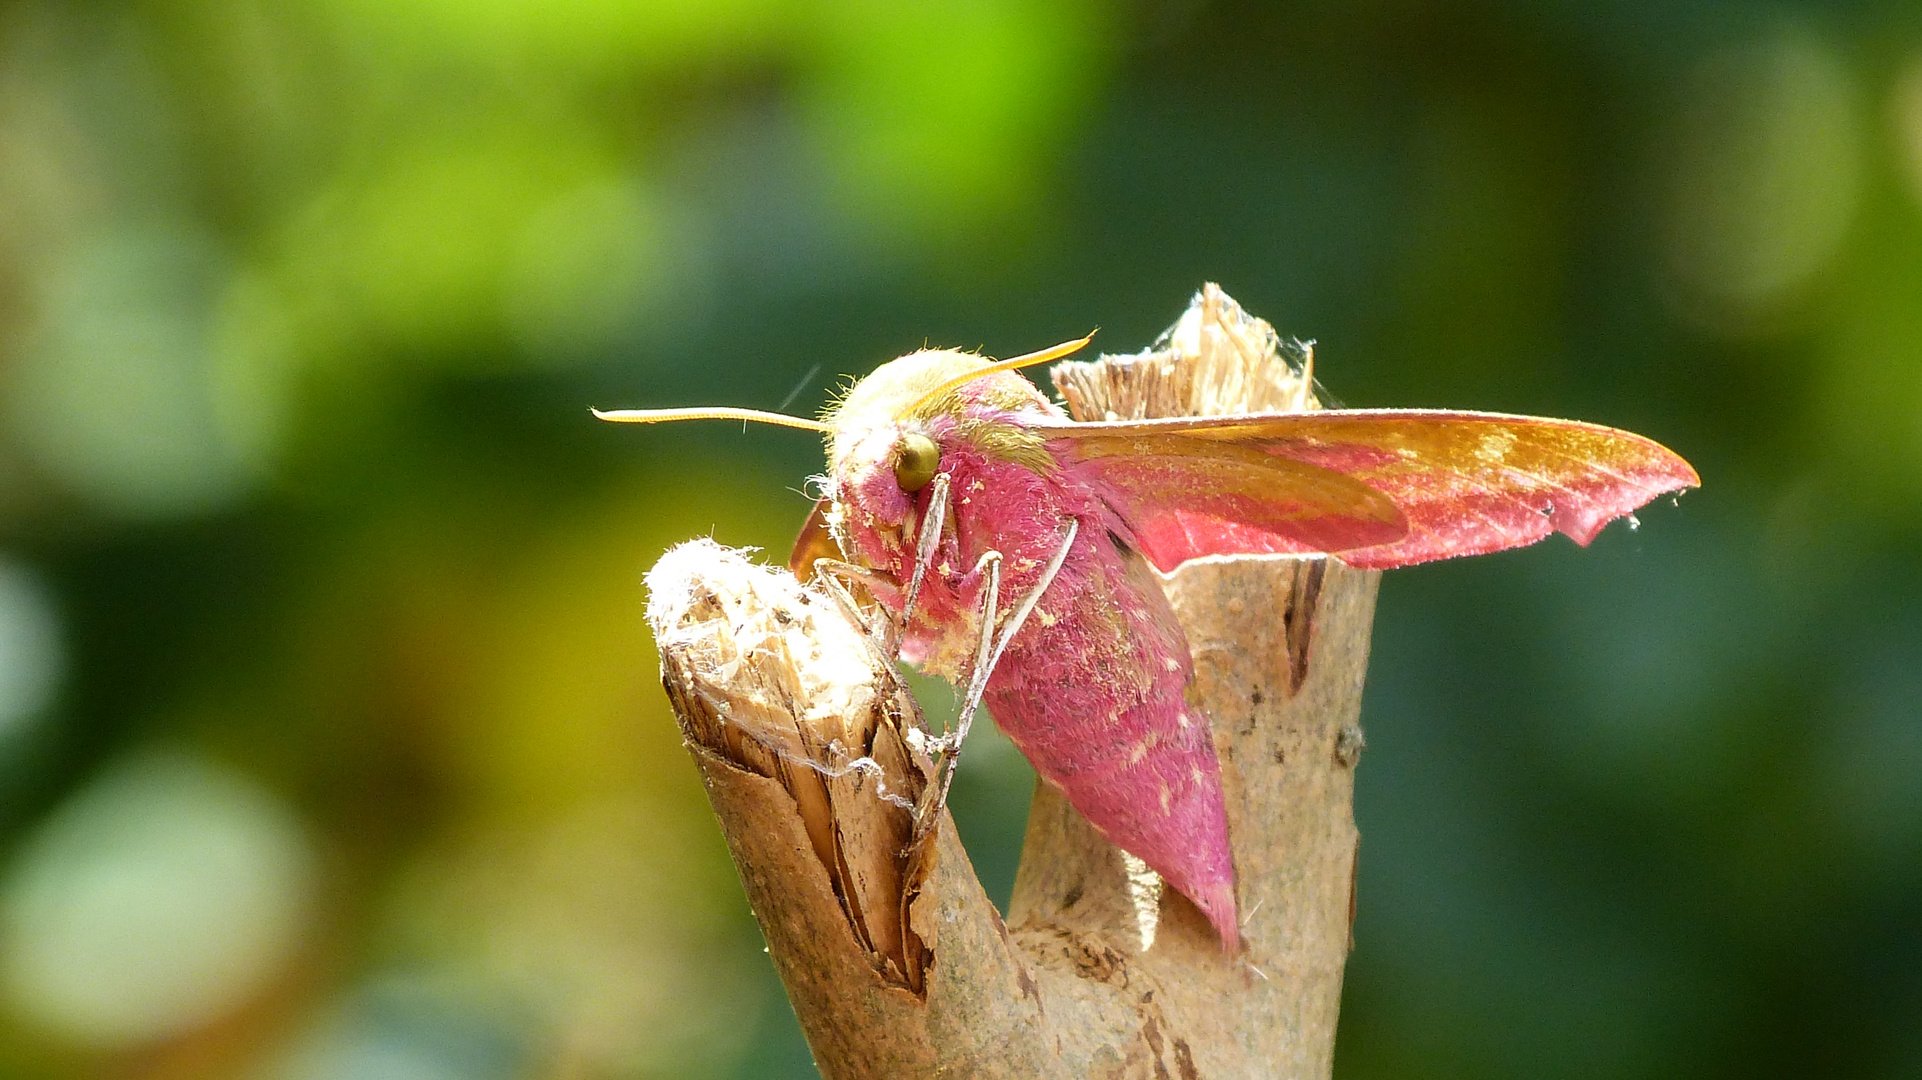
left=0, top=1, right=1917, bottom=1077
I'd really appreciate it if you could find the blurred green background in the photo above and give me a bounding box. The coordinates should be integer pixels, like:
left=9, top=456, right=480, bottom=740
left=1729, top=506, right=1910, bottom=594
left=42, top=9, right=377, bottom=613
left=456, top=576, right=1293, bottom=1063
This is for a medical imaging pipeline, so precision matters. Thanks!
left=0, top=0, right=1917, bottom=1076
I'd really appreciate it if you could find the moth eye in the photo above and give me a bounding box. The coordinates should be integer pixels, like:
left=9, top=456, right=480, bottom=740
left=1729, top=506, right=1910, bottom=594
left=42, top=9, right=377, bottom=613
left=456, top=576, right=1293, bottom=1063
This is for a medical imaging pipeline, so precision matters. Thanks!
left=894, top=433, right=940, bottom=493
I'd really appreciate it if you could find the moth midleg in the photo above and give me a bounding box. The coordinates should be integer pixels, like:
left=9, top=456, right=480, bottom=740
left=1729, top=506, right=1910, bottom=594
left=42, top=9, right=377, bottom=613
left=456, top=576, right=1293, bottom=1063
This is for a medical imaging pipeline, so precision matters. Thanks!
left=913, top=549, right=1000, bottom=838
left=915, top=517, right=1079, bottom=837
left=983, top=517, right=1077, bottom=679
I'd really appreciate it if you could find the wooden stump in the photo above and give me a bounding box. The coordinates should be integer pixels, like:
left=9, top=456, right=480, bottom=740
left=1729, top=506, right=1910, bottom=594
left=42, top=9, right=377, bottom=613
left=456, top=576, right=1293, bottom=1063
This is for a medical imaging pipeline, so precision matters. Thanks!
left=645, top=286, right=1379, bottom=1078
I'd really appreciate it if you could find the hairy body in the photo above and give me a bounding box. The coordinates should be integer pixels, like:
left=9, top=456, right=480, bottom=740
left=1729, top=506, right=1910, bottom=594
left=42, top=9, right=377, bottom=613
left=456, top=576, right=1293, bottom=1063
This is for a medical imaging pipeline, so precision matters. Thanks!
left=826, top=353, right=1241, bottom=944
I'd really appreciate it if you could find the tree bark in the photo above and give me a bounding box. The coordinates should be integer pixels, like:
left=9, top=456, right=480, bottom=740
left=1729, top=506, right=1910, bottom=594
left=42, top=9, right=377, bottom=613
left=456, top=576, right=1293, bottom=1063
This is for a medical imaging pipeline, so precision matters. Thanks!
left=644, top=286, right=1379, bottom=1078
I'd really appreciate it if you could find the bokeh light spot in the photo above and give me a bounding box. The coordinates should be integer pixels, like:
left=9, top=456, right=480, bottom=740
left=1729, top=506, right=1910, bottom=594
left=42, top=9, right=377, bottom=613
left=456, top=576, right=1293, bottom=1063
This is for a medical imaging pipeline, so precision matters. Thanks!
left=0, top=750, right=316, bottom=1047
left=0, top=558, right=63, bottom=742
left=801, top=0, right=1111, bottom=249
left=5, top=226, right=265, bottom=518
left=1658, top=27, right=1863, bottom=332
left=268, top=976, right=527, bottom=1080
left=382, top=797, right=760, bottom=1077
left=504, top=178, right=689, bottom=365
left=313, top=0, right=790, bottom=75
left=277, top=130, right=622, bottom=362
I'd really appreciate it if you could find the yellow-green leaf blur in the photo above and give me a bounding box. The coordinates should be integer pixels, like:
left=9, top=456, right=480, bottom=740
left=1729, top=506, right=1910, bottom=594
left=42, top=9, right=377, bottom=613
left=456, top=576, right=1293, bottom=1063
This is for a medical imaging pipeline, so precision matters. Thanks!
left=0, top=2, right=1916, bottom=1078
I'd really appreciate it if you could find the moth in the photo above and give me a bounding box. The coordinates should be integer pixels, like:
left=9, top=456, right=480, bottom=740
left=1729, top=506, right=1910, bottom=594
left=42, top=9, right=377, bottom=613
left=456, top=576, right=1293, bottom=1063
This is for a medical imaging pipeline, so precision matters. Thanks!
left=598, top=295, right=1698, bottom=952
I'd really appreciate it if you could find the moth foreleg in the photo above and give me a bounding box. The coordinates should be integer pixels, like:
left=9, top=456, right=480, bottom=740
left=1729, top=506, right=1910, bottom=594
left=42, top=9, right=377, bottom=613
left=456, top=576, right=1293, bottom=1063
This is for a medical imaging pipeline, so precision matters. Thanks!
left=815, top=567, right=884, bottom=648
left=891, top=472, right=950, bottom=652
left=809, top=558, right=899, bottom=638
left=812, top=564, right=934, bottom=739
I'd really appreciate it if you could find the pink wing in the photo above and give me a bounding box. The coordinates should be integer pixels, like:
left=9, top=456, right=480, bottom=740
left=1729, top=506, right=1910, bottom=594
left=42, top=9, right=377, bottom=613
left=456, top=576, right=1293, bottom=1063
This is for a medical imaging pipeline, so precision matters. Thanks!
left=1053, top=432, right=1408, bottom=573
left=1043, top=410, right=1699, bottom=571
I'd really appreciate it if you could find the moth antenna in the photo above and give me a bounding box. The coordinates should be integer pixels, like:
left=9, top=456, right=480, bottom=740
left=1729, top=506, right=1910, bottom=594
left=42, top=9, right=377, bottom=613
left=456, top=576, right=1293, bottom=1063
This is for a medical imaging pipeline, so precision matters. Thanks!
left=590, top=406, right=833, bottom=434
left=901, top=331, right=1096, bottom=416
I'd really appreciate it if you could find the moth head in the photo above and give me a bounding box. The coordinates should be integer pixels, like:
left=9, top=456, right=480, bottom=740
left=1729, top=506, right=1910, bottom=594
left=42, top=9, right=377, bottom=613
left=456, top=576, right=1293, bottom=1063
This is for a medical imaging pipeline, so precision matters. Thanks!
left=823, top=336, right=1091, bottom=483
left=827, top=424, right=933, bottom=554
left=590, top=332, right=1093, bottom=563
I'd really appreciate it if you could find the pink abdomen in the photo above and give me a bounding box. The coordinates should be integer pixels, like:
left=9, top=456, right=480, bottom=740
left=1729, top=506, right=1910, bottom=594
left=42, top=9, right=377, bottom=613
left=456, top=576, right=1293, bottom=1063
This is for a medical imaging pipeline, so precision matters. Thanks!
left=982, top=534, right=1240, bottom=950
